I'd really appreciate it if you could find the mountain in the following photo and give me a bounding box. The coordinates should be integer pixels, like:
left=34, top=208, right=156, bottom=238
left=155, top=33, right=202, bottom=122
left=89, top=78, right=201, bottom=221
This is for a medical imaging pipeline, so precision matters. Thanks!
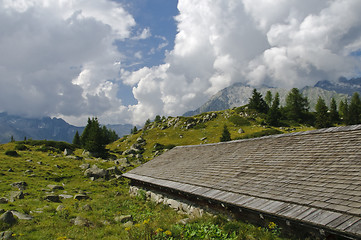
left=314, top=77, right=361, bottom=95
left=0, top=113, right=133, bottom=144
left=184, top=81, right=351, bottom=116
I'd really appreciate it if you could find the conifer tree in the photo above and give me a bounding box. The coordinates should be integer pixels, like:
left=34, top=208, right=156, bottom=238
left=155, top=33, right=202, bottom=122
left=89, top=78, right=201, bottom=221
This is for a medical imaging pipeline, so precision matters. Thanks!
left=329, top=98, right=340, bottom=124
left=220, top=125, right=231, bottom=142
left=348, top=92, right=361, bottom=125
left=266, top=92, right=281, bottom=126
left=315, top=97, right=331, bottom=129
left=265, top=90, right=273, bottom=108
left=284, top=88, right=309, bottom=122
left=248, top=89, right=269, bottom=113
left=72, top=131, right=81, bottom=147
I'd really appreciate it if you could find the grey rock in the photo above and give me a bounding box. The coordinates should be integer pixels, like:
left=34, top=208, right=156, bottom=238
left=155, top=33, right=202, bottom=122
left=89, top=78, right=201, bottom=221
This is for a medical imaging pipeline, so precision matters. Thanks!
left=37, top=161, right=43, bottom=165
left=9, top=191, right=24, bottom=202
left=59, top=194, right=73, bottom=199
left=44, top=194, right=61, bottom=202
left=47, top=184, right=64, bottom=190
left=177, top=218, right=191, bottom=225
left=238, top=128, right=245, bottom=134
left=72, top=216, right=92, bottom=227
left=63, top=148, right=73, bottom=156
left=7, top=168, right=13, bottom=172
left=54, top=165, right=61, bottom=169
left=79, top=163, right=90, bottom=170
left=0, top=231, right=14, bottom=240
left=123, top=221, right=133, bottom=228
left=84, top=165, right=108, bottom=179
left=56, top=205, right=65, bottom=212
left=74, top=194, right=90, bottom=201
left=0, top=211, right=16, bottom=225
left=10, top=211, right=33, bottom=220
left=200, top=137, right=207, bottom=141
left=81, top=204, right=92, bottom=211
left=114, top=215, right=133, bottom=223
left=106, top=166, right=121, bottom=175
left=24, top=169, right=33, bottom=174
left=10, top=181, right=27, bottom=190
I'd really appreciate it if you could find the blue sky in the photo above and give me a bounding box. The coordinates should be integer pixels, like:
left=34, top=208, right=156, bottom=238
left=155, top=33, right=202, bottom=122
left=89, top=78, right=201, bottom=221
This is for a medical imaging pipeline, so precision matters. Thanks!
left=0, top=0, right=360, bottom=126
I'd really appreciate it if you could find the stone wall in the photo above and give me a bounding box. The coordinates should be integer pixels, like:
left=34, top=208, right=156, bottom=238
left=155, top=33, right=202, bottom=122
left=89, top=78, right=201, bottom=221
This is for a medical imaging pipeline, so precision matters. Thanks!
left=129, top=185, right=207, bottom=219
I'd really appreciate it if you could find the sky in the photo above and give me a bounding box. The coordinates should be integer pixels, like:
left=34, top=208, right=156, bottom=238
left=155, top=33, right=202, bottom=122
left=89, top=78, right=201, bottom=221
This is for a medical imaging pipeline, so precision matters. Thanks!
left=1, top=0, right=361, bottom=126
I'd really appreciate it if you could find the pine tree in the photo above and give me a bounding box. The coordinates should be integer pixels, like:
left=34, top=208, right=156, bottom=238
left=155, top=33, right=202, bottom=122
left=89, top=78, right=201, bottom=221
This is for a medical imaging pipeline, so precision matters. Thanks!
left=266, top=92, right=281, bottom=126
left=10, top=135, right=15, bottom=142
left=72, top=131, right=81, bottom=147
left=315, top=97, right=331, bottom=129
left=265, top=90, right=273, bottom=108
left=248, top=89, right=269, bottom=113
left=80, top=117, right=108, bottom=157
left=284, top=88, right=309, bottom=122
left=220, top=125, right=231, bottom=142
left=329, top=98, right=340, bottom=124
left=348, top=92, right=361, bottom=125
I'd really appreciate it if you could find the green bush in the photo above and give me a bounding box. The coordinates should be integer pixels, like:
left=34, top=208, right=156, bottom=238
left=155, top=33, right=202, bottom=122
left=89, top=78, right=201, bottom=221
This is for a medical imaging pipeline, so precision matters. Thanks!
left=5, top=150, right=19, bottom=157
left=14, top=144, right=28, bottom=151
left=229, top=115, right=251, bottom=126
left=235, top=129, right=282, bottom=140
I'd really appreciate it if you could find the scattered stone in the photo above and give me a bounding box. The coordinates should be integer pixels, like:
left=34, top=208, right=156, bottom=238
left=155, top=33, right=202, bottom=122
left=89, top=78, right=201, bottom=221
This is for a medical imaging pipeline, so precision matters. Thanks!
left=72, top=216, right=92, bottom=227
left=56, top=205, right=65, bottom=212
left=11, top=181, right=27, bottom=190
left=101, top=220, right=111, bottom=226
left=177, top=218, right=191, bottom=225
left=238, top=128, right=245, bottom=134
left=47, top=184, right=64, bottom=190
left=82, top=150, right=90, bottom=157
left=0, top=198, right=8, bottom=204
left=200, top=137, right=207, bottom=141
left=37, top=161, right=43, bottom=165
left=123, top=221, right=133, bottom=228
left=79, top=163, right=90, bottom=170
left=10, top=211, right=33, bottom=220
left=24, top=169, right=33, bottom=174
left=0, top=211, right=17, bottom=225
left=81, top=204, right=92, bottom=211
left=84, top=165, right=108, bottom=179
left=63, top=148, right=73, bottom=156
left=74, top=194, right=90, bottom=201
left=59, top=194, right=73, bottom=199
left=44, top=195, right=61, bottom=203
left=26, top=159, right=33, bottom=162
left=114, top=215, right=133, bottom=223
left=54, top=165, right=61, bottom=169
left=0, top=231, right=14, bottom=240
left=9, top=191, right=24, bottom=202
left=106, top=166, right=121, bottom=175
left=7, top=168, right=13, bottom=172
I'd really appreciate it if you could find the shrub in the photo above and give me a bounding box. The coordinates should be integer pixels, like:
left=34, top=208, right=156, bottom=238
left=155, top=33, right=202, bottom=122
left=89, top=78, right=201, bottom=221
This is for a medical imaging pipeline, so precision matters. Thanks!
left=15, top=144, right=28, bottom=151
left=228, top=115, right=251, bottom=126
left=235, top=129, right=282, bottom=140
left=5, top=150, right=19, bottom=157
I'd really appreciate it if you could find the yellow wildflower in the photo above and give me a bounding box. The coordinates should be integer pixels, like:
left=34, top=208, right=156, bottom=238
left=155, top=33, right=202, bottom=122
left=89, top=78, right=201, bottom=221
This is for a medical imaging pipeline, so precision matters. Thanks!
left=134, top=223, right=141, bottom=228
left=268, top=222, right=277, bottom=229
left=155, top=228, right=163, bottom=233
left=125, top=227, right=131, bottom=231
left=164, top=230, right=172, bottom=236
left=143, top=219, right=150, bottom=224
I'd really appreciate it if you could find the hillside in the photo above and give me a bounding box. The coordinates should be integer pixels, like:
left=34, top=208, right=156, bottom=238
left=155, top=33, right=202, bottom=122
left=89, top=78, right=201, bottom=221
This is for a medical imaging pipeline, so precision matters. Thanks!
left=109, top=107, right=314, bottom=162
left=184, top=82, right=349, bottom=116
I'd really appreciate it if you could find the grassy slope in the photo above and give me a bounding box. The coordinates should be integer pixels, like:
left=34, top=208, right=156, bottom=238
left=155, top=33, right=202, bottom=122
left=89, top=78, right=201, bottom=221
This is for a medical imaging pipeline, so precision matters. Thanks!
left=0, top=107, right=313, bottom=239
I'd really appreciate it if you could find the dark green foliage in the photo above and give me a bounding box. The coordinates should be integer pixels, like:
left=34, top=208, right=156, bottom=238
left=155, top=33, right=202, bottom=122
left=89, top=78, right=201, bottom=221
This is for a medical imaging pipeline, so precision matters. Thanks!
left=228, top=115, right=251, bottom=126
left=329, top=98, right=340, bottom=124
left=266, top=92, right=281, bottom=126
left=348, top=92, right=361, bottom=125
left=72, top=131, right=81, bottom=147
left=284, top=88, right=309, bottom=122
left=5, top=150, right=19, bottom=157
left=248, top=89, right=269, bottom=113
left=220, top=125, right=231, bottom=142
left=17, top=140, right=74, bottom=151
left=154, top=115, right=161, bottom=122
left=10, top=135, right=15, bottom=142
left=264, top=90, right=273, bottom=107
left=339, top=99, right=349, bottom=123
left=14, top=144, right=28, bottom=151
left=315, top=97, right=331, bottom=129
left=131, top=126, right=138, bottom=134
left=153, top=143, right=176, bottom=151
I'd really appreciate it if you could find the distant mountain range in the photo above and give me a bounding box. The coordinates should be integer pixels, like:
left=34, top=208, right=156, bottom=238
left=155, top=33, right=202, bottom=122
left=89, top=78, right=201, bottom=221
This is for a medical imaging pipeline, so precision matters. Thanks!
left=184, top=77, right=359, bottom=116
left=0, top=112, right=133, bottom=144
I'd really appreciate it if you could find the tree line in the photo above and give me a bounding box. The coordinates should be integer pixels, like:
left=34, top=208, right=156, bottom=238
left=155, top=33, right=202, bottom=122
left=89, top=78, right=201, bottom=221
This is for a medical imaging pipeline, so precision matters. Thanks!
left=248, top=88, right=361, bottom=129
left=72, top=117, right=118, bottom=157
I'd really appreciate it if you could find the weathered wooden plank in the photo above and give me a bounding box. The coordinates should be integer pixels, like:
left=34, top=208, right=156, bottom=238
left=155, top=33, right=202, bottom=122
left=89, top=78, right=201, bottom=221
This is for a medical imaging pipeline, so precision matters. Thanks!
left=345, top=219, right=361, bottom=236
left=334, top=216, right=361, bottom=232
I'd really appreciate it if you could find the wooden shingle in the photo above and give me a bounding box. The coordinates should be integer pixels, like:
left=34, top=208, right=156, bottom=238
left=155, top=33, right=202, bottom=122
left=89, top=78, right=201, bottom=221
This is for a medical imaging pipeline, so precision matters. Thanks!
left=124, top=125, right=361, bottom=239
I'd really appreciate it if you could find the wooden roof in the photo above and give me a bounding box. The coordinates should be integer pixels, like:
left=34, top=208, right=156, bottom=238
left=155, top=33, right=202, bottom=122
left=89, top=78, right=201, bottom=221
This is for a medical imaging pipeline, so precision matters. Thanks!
left=124, top=125, right=361, bottom=238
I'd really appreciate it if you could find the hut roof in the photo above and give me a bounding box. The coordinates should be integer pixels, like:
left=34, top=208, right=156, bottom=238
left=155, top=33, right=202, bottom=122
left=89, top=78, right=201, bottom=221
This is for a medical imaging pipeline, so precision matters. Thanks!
left=124, top=125, right=361, bottom=238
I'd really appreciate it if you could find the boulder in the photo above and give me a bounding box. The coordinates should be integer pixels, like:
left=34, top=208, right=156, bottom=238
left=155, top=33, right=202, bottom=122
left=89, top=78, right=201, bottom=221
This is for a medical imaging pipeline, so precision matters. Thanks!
left=79, top=163, right=90, bottom=170
left=9, top=191, right=24, bottom=202
left=81, top=204, right=92, bottom=211
left=59, top=194, right=73, bottom=199
left=238, top=128, right=245, bottom=134
left=114, top=215, right=133, bottom=223
left=11, top=181, right=27, bottom=190
left=72, top=216, right=92, bottom=227
left=0, top=231, right=14, bottom=240
left=74, top=194, right=90, bottom=201
left=84, top=165, right=108, bottom=179
left=0, top=211, right=16, bottom=225
left=10, top=211, right=33, bottom=220
left=44, top=194, right=61, bottom=202
left=106, top=166, right=121, bottom=175
left=63, top=148, right=73, bottom=156
left=47, top=184, right=64, bottom=190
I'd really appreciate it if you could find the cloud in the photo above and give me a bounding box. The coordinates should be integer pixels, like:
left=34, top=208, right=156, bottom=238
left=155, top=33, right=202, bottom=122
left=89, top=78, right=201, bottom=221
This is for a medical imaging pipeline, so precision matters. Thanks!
left=123, top=0, right=361, bottom=125
left=1, top=0, right=361, bottom=127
